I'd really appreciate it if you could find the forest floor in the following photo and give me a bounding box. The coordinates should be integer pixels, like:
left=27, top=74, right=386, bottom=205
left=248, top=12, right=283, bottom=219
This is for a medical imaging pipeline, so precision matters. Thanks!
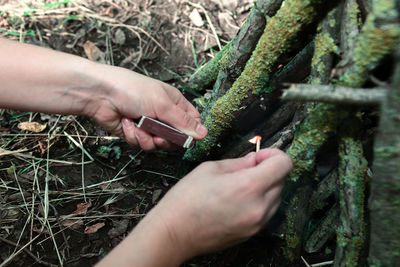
left=0, top=1, right=331, bottom=266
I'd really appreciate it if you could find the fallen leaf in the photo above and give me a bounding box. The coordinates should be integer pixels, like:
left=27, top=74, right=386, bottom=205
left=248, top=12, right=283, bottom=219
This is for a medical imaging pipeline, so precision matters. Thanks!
left=83, top=41, right=106, bottom=64
left=84, top=222, right=105, bottom=234
left=73, top=200, right=92, bottom=215
left=189, top=8, right=204, bottom=27
left=38, top=140, right=47, bottom=155
left=17, top=121, right=46, bottom=133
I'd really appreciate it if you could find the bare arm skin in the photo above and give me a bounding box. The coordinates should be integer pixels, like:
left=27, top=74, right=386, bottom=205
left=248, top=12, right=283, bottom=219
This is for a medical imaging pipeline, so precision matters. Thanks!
left=0, top=38, right=293, bottom=266
left=97, top=149, right=292, bottom=266
left=0, top=38, right=207, bottom=151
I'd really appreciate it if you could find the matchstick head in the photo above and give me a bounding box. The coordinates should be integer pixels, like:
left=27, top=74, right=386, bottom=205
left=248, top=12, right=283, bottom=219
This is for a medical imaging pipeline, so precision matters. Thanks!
left=136, top=116, right=195, bottom=148
left=248, top=135, right=262, bottom=144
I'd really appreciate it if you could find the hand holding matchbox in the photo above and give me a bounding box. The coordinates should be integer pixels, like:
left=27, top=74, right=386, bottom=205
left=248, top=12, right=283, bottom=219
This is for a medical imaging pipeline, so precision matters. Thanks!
left=136, top=116, right=195, bottom=148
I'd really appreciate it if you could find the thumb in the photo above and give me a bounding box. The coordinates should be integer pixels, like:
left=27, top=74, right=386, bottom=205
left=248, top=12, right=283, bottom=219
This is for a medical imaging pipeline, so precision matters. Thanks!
left=160, top=105, right=208, bottom=139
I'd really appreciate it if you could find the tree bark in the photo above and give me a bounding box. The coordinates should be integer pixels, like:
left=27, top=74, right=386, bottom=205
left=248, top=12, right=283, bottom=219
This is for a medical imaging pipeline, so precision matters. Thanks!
left=368, top=44, right=400, bottom=266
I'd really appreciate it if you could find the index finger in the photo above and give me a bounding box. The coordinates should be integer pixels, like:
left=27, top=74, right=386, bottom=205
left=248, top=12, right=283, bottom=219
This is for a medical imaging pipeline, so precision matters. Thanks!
left=242, top=149, right=293, bottom=189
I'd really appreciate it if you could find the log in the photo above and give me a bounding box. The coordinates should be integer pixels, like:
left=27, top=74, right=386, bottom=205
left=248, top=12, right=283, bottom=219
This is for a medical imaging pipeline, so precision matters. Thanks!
left=334, top=117, right=368, bottom=267
left=188, top=0, right=283, bottom=92
left=185, top=0, right=330, bottom=161
left=286, top=0, right=400, bottom=182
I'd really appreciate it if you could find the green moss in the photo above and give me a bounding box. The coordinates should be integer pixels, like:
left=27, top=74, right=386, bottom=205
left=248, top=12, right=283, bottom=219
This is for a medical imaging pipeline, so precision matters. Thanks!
left=349, top=3, right=360, bottom=26
left=335, top=125, right=368, bottom=266
left=185, top=0, right=324, bottom=161
left=286, top=103, right=347, bottom=182
left=284, top=195, right=302, bottom=255
left=189, top=42, right=232, bottom=91
left=338, top=0, right=400, bottom=87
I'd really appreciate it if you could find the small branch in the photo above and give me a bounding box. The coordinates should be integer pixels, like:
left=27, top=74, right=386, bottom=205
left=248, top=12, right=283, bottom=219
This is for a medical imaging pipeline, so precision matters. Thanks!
left=308, top=169, right=338, bottom=214
left=305, top=204, right=339, bottom=253
left=0, top=236, right=57, bottom=267
left=221, top=102, right=297, bottom=159
left=202, top=0, right=284, bottom=119
left=282, top=84, right=387, bottom=105
left=334, top=117, right=368, bottom=267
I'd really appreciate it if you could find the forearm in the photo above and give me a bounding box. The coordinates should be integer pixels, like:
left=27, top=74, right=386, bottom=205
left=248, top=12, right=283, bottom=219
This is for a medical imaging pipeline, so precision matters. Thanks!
left=97, top=209, right=189, bottom=267
left=0, top=38, right=110, bottom=116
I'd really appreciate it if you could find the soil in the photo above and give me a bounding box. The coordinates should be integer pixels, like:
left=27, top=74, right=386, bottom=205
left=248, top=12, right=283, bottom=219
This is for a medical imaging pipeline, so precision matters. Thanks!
left=0, top=1, right=330, bottom=266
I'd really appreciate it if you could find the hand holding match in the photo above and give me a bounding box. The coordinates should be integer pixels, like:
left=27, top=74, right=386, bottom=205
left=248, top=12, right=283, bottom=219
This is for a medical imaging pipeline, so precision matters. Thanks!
left=249, top=136, right=262, bottom=152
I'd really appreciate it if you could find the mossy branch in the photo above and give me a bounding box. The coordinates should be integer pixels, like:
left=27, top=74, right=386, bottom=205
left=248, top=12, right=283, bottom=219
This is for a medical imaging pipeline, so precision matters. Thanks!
left=185, top=0, right=327, bottom=161
left=337, top=0, right=400, bottom=87
left=334, top=117, right=368, bottom=267
left=368, top=43, right=400, bottom=267
left=188, top=0, right=283, bottom=92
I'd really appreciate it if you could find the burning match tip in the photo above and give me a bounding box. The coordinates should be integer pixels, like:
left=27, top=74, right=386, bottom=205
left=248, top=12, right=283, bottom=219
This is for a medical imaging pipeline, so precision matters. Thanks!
left=248, top=135, right=262, bottom=144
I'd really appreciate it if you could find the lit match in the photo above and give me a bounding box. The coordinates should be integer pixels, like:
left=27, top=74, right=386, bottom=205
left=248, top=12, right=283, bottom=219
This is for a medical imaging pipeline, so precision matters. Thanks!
left=249, top=135, right=262, bottom=152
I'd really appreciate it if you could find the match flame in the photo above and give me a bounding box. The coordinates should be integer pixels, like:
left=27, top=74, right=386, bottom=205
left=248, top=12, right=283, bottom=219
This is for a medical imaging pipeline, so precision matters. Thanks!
left=248, top=135, right=262, bottom=144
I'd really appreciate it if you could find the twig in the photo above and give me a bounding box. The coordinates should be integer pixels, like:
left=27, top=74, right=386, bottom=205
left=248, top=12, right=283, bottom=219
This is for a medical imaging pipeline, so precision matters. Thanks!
left=0, top=235, right=51, bottom=267
left=301, top=256, right=312, bottom=267
left=312, top=261, right=334, bottom=267
left=64, top=131, right=94, bottom=162
left=305, top=204, right=339, bottom=253
left=186, top=2, right=222, bottom=50
left=282, top=84, right=387, bottom=105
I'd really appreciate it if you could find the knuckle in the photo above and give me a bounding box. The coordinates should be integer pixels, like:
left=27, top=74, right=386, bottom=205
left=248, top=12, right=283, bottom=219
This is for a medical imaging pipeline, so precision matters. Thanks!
left=181, top=112, right=194, bottom=128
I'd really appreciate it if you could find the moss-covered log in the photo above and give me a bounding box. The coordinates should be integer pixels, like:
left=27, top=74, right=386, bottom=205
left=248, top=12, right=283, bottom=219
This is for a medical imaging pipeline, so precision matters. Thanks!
left=334, top=117, right=368, bottom=267
left=282, top=6, right=342, bottom=257
left=337, top=0, right=400, bottom=87
left=368, top=44, right=400, bottom=267
left=185, top=0, right=328, bottom=161
left=188, top=0, right=283, bottom=92
left=285, top=0, right=400, bottom=182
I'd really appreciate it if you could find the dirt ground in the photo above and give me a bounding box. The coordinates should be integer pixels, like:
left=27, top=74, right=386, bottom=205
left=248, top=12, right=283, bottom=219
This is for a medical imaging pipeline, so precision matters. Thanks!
left=0, top=1, right=320, bottom=266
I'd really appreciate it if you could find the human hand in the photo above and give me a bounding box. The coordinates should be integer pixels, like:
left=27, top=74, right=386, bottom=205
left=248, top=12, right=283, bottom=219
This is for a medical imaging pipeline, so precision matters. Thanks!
left=148, top=148, right=292, bottom=260
left=96, top=149, right=292, bottom=267
left=87, top=64, right=207, bottom=151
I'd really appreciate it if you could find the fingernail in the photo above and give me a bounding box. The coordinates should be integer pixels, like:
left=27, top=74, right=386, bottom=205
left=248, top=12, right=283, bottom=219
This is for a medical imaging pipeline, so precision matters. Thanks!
left=122, top=118, right=133, bottom=129
left=196, top=124, right=208, bottom=137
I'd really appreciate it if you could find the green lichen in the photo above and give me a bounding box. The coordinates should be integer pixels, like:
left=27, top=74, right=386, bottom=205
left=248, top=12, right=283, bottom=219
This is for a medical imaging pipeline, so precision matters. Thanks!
left=334, top=125, right=368, bottom=266
left=338, top=0, right=400, bottom=87
left=349, top=3, right=360, bottom=26
left=189, top=42, right=232, bottom=91
left=184, top=0, right=325, bottom=161
left=311, top=34, right=338, bottom=74
left=286, top=103, right=347, bottom=182
left=310, top=6, right=340, bottom=84
left=284, top=195, right=302, bottom=257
